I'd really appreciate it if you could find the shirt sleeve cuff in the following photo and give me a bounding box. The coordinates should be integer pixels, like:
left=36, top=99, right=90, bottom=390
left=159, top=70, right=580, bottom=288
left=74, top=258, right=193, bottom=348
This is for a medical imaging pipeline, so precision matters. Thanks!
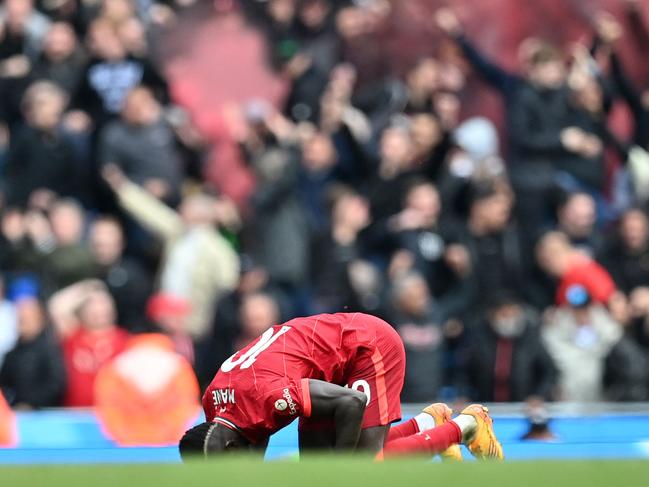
left=300, top=378, right=312, bottom=418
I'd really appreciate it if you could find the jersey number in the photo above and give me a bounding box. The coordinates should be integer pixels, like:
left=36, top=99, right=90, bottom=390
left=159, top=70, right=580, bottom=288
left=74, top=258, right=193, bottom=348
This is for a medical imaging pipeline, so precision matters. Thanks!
left=220, top=326, right=292, bottom=372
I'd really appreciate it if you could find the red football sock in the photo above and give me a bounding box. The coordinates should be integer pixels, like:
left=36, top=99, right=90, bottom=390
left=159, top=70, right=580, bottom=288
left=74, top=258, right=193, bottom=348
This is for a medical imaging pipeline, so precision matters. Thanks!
left=382, top=421, right=462, bottom=458
left=386, top=418, right=419, bottom=442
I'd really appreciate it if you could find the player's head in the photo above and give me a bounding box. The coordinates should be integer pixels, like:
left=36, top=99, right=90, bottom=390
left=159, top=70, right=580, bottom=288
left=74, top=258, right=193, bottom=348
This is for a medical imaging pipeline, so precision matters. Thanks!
left=179, top=421, right=251, bottom=461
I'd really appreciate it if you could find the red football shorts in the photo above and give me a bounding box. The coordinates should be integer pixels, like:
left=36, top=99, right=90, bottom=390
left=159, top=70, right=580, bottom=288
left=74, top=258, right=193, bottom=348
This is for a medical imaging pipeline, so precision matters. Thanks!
left=300, top=315, right=405, bottom=431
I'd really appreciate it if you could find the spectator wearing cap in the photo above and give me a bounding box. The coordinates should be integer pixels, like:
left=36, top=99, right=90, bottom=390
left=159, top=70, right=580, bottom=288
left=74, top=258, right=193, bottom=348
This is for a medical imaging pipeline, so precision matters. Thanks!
left=542, top=284, right=647, bottom=401
left=146, top=293, right=193, bottom=366
left=464, top=292, right=557, bottom=402
left=0, top=293, right=66, bottom=409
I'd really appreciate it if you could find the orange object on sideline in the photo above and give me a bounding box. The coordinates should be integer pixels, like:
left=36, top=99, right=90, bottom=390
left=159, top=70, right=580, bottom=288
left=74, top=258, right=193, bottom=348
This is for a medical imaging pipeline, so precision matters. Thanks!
left=0, top=391, right=17, bottom=447
left=94, top=334, right=201, bottom=446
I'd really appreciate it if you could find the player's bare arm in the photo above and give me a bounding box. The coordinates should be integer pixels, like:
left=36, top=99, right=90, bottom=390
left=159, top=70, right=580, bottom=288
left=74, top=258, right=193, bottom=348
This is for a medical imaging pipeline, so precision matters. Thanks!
left=307, top=379, right=368, bottom=450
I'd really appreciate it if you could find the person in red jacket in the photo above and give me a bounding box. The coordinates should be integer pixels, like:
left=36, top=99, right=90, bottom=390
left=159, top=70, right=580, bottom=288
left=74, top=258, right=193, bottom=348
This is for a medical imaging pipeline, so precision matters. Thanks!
left=62, top=288, right=129, bottom=407
left=536, top=231, right=617, bottom=306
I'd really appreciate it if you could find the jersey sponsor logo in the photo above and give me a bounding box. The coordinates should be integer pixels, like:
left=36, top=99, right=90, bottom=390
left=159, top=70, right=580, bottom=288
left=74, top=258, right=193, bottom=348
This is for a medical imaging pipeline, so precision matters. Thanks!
left=212, top=388, right=235, bottom=408
left=275, top=388, right=297, bottom=415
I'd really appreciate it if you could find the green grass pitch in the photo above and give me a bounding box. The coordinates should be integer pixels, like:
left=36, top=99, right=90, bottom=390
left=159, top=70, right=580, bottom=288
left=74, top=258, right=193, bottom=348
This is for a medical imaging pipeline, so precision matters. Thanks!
left=2, top=458, right=648, bottom=487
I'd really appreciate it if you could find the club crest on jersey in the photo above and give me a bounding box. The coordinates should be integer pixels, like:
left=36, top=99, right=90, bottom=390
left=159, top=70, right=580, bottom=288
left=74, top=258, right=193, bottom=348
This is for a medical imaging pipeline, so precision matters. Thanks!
left=274, top=388, right=297, bottom=415
left=212, top=388, right=235, bottom=408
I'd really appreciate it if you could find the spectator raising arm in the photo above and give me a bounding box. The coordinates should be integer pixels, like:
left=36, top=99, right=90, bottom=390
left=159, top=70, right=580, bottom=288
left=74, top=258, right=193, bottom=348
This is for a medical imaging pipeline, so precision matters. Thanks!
left=435, top=8, right=521, bottom=94
left=102, top=164, right=183, bottom=239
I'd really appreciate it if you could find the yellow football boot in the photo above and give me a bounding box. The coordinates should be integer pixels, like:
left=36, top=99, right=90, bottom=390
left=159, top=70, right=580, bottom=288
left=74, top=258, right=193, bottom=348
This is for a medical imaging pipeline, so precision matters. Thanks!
left=460, top=404, right=504, bottom=460
left=422, top=403, right=463, bottom=461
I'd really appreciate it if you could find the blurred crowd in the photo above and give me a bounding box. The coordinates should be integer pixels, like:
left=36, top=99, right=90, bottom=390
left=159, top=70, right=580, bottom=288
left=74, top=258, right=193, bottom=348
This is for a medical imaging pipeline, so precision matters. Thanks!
left=2, top=0, right=649, bottom=413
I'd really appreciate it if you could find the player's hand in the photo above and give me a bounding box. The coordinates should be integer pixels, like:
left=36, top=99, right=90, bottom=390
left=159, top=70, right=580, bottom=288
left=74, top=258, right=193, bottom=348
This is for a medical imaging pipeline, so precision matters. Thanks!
left=101, top=163, right=128, bottom=191
left=435, top=8, right=462, bottom=36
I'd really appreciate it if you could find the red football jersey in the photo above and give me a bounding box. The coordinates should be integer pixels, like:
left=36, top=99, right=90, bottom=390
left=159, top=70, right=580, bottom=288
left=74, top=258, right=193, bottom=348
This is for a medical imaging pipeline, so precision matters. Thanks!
left=203, top=313, right=395, bottom=443
left=62, top=326, right=130, bottom=407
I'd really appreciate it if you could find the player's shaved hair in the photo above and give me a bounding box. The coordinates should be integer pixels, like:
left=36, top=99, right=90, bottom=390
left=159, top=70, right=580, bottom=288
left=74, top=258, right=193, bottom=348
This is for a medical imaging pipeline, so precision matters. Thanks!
left=179, top=420, right=251, bottom=461
left=178, top=422, right=216, bottom=461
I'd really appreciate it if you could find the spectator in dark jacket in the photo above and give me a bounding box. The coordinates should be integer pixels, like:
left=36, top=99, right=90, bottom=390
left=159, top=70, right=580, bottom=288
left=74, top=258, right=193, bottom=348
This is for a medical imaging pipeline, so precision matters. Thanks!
left=465, top=292, right=557, bottom=402
left=0, top=296, right=66, bottom=409
left=598, top=208, right=649, bottom=295
left=311, top=185, right=376, bottom=313
left=556, top=191, right=602, bottom=257
left=41, top=199, right=96, bottom=295
left=89, top=216, right=152, bottom=332
left=71, top=18, right=168, bottom=127
left=456, top=181, right=529, bottom=308
left=3, top=81, right=82, bottom=207
left=437, top=9, right=606, bottom=230
left=248, top=146, right=310, bottom=292
left=388, top=272, right=446, bottom=402
left=608, top=49, right=649, bottom=151
left=370, top=178, right=461, bottom=300
left=30, top=21, right=86, bottom=95
left=367, top=125, right=419, bottom=221
left=99, top=86, right=183, bottom=205
left=0, top=0, right=50, bottom=125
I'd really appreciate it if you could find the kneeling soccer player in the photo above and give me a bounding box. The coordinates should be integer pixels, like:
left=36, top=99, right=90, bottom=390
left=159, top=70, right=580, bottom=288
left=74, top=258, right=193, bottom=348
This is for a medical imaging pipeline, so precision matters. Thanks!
left=179, top=312, right=503, bottom=460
